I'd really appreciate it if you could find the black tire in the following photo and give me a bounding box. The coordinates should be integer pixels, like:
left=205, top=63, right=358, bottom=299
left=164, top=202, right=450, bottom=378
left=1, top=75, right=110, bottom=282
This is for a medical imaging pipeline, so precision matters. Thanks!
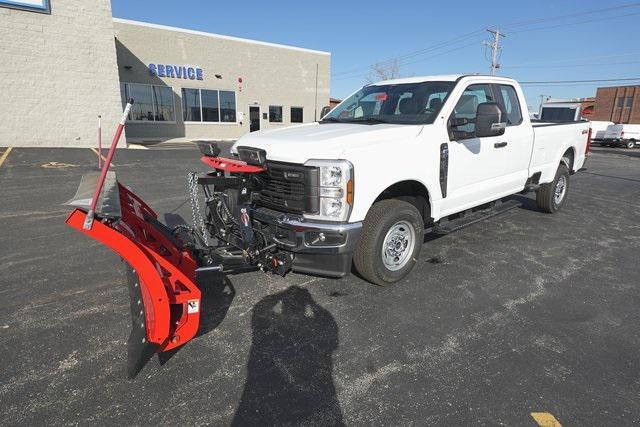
left=626, top=140, right=636, bottom=149
left=353, top=199, right=424, bottom=286
left=536, top=164, right=570, bottom=213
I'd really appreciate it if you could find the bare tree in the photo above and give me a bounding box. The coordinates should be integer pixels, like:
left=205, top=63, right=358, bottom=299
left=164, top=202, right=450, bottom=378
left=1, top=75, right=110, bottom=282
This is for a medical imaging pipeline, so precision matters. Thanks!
left=366, top=59, right=401, bottom=83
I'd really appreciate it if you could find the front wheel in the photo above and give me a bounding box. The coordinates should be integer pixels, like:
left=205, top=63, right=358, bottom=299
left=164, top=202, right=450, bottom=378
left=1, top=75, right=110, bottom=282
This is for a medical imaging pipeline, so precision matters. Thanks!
left=353, top=199, right=424, bottom=286
left=536, top=164, right=570, bottom=213
left=626, top=140, right=636, bottom=149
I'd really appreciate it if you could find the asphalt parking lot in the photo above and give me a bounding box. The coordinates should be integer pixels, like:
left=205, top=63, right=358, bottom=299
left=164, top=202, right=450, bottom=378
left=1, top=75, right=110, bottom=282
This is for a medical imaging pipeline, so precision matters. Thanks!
left=1, top=144, right=639, bottom=425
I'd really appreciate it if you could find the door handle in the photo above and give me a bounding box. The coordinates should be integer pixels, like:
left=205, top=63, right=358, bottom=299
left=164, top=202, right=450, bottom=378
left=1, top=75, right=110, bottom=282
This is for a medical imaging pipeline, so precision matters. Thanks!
left=494, top=142, right=508, bottom=148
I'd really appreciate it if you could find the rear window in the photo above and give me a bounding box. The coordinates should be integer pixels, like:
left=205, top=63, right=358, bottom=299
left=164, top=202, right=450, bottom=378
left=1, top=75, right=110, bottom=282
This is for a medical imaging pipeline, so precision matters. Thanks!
left=540, top=107, right=577, bottom=122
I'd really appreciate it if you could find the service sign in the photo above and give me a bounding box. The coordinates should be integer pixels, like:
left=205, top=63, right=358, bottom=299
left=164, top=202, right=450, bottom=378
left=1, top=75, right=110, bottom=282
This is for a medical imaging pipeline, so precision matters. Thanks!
left=149, top=63, right=204, bottom=81
left=0, top=0, right=50, bottom=13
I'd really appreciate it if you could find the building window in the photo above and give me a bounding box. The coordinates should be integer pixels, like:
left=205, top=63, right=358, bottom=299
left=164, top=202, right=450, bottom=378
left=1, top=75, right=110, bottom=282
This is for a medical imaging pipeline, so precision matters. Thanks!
left=182, top=88, right=236, bottom=123
left=121, top=83, right=175, bottom=122
left=616, top=97, right=624, bottom=108
left=290, top=107, right=303, bottom=123
left=219, top=91, right=237, bottom=122
left=182, top=88, right=201, bottom=122
left=269, top=105, right=283, bottom=122
left=625, top=96, right=634, bottom=108
left=201, top=90, right=220, bottom=122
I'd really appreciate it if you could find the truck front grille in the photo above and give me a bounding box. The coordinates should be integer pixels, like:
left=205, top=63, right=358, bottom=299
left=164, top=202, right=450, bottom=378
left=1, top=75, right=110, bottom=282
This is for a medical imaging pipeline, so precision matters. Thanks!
left=256, top=162, right=319, bottom=214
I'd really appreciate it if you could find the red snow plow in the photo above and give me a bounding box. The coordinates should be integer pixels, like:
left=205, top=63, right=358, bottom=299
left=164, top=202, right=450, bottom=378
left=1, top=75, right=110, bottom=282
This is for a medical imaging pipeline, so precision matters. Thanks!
left=66, top=100, right=294, bottom=377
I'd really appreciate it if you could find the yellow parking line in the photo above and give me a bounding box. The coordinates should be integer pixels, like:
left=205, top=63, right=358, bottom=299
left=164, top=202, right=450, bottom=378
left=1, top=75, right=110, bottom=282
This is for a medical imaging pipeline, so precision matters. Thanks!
left=90, top=147, right=108, bottom=162
left=531, top=412, right=562, bottom=427
left=0, top=147, right=13, bottom=168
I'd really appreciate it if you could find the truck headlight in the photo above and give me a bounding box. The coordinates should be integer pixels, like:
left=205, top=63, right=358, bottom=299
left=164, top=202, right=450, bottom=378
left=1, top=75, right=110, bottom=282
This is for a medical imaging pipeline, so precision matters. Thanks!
left=304, top=159, right=353, bottom=222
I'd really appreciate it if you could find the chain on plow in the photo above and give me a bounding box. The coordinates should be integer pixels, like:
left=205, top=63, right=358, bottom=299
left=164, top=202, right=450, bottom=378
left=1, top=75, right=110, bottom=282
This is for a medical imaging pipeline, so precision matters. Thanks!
left=188, top=171, right=208, bottom=246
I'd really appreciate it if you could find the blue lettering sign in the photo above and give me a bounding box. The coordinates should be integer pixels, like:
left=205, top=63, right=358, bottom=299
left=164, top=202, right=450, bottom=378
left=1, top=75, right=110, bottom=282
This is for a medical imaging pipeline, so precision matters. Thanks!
left=147, top=63, right=205, bottom=80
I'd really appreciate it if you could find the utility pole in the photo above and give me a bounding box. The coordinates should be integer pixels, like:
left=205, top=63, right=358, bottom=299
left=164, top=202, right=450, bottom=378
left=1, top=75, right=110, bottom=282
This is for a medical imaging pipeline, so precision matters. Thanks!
left=482, top=28, right=505, bottom=75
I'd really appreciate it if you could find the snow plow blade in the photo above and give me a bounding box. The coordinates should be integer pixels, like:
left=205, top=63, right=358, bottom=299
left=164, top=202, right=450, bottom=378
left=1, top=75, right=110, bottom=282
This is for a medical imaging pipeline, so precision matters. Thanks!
left=65, top=173, right=201, bottom=378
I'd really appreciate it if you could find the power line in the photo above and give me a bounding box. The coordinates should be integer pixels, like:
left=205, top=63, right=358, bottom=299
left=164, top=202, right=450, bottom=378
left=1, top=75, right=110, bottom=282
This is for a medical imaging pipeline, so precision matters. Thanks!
left=520, top=77, right=640, bottom=85
left=504, top=51, right=640, bottom=67
left=332, top=2, right=640, bottom=81
left=508, top=10, right=640, bottom=35
left=500, top=2, right=640, bottom=30
left=333, top=41, right=480, bottom=81
left=332, top=29, right=484, bottom=77
left=503, top=60, right=640, bottom=69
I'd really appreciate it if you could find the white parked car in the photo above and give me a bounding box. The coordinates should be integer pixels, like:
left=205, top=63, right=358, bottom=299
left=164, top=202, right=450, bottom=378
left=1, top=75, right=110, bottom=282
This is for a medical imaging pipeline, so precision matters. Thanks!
left=232, top=74, right=591, bottom=285
left=602, top=124, right=640, bottom=148
left=589, top=120, right=614, bottom=143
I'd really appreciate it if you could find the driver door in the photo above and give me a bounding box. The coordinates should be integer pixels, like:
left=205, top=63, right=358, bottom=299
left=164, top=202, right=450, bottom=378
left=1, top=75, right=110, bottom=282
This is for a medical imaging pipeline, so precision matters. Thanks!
left=441, top=83, right=508, bottom=215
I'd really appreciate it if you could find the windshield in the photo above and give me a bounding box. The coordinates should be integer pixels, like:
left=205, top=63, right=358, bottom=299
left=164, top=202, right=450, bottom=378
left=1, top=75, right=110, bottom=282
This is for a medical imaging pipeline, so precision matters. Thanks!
left=323, top=81, right=455, bottom=125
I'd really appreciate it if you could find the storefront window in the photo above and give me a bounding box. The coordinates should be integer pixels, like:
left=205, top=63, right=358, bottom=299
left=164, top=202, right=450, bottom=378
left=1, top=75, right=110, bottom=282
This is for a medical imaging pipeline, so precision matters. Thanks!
left=182, top=88, right=201, bottom=122
left=153, top=86, right=175, bottom=121
left=182, top=88, right=237, bottom=123
left=121, top=83, right=175, bottom=122
left=269, top=105, right=283, bottom=122
left=291, top=107, right=303, bottom=123
left=220, top=91, right=236, bottom=122
left=201, top=90, right=220, bottom=122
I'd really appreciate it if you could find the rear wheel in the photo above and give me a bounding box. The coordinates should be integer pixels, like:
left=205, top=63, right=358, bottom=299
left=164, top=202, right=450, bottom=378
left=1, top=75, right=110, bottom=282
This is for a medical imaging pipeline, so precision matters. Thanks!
left=536, top=164, right=570, bottom=213
left=626, top=140, right=636, bottom=149
left=353, top=199, right=424, bottom=286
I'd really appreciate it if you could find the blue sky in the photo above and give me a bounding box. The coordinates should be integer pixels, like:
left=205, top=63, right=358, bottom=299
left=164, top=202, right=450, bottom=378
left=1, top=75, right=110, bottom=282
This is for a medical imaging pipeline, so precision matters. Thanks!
left=111, top=0, right=640, bottom=111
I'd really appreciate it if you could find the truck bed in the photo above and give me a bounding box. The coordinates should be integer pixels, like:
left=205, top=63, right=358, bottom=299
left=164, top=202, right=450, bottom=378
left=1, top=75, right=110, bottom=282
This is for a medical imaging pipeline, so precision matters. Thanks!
left=530, top=120, right=589, bottom=183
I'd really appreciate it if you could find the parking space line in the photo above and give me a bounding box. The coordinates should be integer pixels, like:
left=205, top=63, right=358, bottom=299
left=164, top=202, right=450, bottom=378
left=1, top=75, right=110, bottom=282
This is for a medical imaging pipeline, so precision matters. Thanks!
left=531, top=412, right=562, bottom=427
left=90, top=147, right=108, bottom=162
left=0, top=147, right=13, bottom=168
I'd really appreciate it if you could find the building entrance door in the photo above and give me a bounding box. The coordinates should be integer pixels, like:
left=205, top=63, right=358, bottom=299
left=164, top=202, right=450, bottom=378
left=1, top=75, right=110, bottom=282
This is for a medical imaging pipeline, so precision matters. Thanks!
left=249, top=106, right=260, bottom=132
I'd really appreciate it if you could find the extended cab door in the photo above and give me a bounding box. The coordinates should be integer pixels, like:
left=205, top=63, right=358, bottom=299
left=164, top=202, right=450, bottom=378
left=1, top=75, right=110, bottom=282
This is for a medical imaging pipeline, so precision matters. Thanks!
left=491, top=83, right=534, bottom=192
left=441, top=83, right=506, bottom=214
left=440, top=81, right=533, bottom=216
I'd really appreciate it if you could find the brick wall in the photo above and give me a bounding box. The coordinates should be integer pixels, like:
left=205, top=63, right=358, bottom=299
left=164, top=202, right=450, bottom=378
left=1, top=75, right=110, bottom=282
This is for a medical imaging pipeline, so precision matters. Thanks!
left=593, top=85, right=640, bottom=124
left=0, top=0, right=123, bottom=147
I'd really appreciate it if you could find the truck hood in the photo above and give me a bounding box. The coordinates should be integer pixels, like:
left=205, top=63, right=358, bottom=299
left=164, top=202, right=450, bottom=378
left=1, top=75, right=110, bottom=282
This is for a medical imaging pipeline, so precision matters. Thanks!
left=233, top=122, right=423, bottom=163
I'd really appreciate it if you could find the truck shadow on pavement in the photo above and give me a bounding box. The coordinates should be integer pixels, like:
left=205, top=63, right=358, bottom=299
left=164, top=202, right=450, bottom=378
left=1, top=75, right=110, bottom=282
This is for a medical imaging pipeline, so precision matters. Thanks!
left=232, top=286, right=344, bottom=426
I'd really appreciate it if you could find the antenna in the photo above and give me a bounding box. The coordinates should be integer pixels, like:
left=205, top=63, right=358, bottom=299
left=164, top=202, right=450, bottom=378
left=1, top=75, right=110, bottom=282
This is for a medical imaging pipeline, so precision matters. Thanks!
left=482, top=28, right=505, bottom=75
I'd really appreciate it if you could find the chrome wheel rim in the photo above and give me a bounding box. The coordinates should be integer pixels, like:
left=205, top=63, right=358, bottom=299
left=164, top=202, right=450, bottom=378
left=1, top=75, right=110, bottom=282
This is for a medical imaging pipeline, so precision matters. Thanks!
left=381, top=220, right=416, bottom=271
left=554, top=175, right=567, bottom=205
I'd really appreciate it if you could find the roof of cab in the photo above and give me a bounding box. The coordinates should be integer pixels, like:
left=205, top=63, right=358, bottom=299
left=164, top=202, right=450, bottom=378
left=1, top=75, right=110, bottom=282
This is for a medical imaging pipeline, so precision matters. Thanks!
left=370, top=74, right=516, bottom=85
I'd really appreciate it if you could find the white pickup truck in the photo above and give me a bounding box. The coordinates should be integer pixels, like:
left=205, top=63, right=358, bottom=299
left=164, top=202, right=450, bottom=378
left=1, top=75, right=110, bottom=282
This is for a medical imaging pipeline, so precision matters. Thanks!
left=232, top=74, right=591, bottom=285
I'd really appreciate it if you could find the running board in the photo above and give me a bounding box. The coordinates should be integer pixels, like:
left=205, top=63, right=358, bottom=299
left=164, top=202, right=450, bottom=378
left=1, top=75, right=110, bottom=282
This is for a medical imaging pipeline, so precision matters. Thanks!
left=431, top=199, right=522, bottom=235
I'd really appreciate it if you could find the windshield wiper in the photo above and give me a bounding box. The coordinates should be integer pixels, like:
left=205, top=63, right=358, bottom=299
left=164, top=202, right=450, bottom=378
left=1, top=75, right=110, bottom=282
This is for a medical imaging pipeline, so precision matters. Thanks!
left=319, top=117, right=344, bottom=124
left=343, top=117, right=389, bottom=124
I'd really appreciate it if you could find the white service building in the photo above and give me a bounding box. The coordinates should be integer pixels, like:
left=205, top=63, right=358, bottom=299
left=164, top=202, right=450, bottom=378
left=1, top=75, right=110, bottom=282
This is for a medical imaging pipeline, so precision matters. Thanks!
left=0, top=0, right=331, bottom=147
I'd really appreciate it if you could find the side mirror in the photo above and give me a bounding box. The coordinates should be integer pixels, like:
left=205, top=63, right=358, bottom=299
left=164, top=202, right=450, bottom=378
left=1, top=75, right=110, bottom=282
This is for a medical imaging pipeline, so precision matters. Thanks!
left=475, top=102, right=506, bottom=137
left=320, top=106, right=332, bottom=118
left=449, top=117, right=470, bottom=128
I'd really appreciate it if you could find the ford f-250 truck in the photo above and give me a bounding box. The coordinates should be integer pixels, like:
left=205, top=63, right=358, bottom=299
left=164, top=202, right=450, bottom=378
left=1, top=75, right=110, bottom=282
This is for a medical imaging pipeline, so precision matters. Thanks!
left=65, top=74, right=591, bottom=375
left=230, top=74, right=591, bottom=285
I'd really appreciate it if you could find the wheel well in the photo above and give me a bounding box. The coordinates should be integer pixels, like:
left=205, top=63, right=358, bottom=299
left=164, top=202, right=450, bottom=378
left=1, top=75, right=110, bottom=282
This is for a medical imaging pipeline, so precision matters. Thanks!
left=374, top=180, right=432, bottom=224
left=561, top=147, right=575, bottom=172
